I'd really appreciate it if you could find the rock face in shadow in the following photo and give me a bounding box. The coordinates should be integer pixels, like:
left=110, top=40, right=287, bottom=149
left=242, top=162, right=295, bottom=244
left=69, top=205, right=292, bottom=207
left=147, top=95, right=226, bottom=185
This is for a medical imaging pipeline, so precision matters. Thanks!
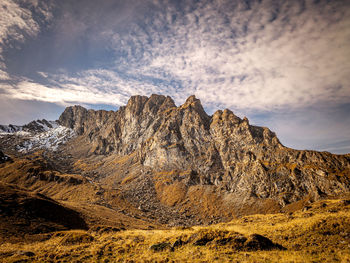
left=0, top=151, right=11, bottom=163
left=150, top=229, right=286, bottom=251
left=57, top=94, right=350, bottom=207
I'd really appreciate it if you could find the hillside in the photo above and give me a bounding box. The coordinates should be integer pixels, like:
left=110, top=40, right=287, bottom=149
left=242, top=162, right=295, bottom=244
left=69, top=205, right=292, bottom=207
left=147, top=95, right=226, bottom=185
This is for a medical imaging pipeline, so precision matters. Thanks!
left=1, top=94, right=350, bottom=226
left=57, top=94, right=350, bottom=219
left=0, top=197, right=349, bottom=262
left=0, top=94, right=349, bottom=262
left=0, top=182, right=87, bottom=243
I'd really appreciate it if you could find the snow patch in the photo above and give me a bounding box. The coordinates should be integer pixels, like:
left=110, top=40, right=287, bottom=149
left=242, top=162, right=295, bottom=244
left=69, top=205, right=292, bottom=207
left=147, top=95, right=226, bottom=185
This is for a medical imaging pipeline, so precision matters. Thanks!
left=17, top=125, right=76, bottom=152
left=15, top=131, right=31, bottom=136
left=0, top=120, right=76, bottom=152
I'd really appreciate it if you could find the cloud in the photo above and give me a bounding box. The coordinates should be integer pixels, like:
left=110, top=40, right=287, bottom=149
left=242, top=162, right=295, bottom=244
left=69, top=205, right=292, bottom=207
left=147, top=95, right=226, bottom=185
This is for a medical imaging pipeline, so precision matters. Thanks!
left=128, top=0, right=350, bottom=111
left=2, top=0, right=350, bottom=113
left=0, top=0, right=349, bottom=154
left=2, top=79, right=123, bottom=106
left=0, top=0, right=54, bottom=75
left=0, top=1, right=34, bottom=67
left=0, top=69, right=10, bottom=80
left=1, top=68, right=182, bottom=107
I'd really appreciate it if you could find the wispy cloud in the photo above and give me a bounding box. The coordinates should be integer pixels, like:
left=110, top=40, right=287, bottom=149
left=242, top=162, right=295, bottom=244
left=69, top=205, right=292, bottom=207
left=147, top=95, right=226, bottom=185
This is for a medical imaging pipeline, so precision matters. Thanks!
left=0, top=0, right=349, bottom=153
left=0, top=69, right=10, bottom=80
left=0, top=0, right=53, bottom=70
left=12, top=0, right=347, bottom=113
left=3, top=78, right=124, bottom=106
left=2, top=0, right=350, bottom=112
left=1, top=69, right=181, bottom=107
left=115, top=0, right=350, bottom=111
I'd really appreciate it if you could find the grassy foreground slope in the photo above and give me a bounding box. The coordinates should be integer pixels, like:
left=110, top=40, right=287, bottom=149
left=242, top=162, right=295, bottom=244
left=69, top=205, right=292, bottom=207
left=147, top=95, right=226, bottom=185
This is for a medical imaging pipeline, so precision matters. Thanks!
left=1, top=197, right=349, bottom=262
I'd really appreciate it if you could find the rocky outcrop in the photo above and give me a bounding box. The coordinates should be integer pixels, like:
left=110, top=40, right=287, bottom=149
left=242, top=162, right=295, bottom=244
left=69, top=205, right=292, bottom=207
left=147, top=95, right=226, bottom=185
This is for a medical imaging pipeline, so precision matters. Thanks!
left=23, top=119, right=54, bottom=133
left=0, top=120, right=56, bottom=134
left=0, top=151, right=11, bottom=163
left=0, top=124, right=21, bottom=133
left=57, top=94, right=350, bottom=207
left=58, top=95, right=177, bottom=155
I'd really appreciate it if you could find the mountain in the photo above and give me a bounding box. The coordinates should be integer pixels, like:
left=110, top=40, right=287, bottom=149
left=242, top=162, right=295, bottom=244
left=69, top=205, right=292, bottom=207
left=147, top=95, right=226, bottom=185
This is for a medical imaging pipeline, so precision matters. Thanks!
left=0, top=94, right=350, bottom=227
left=0, top=182, right=87, bottom=243
left=0, top=119, right=75, bottom=153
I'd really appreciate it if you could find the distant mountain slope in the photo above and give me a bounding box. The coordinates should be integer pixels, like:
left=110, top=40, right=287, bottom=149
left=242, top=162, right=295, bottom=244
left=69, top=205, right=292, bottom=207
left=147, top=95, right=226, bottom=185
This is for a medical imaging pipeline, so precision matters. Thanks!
left=1, top=94, right=349, bottom=226
left=58, top=94, right=350, bottom=207
left=0, top=120, right=75, bottom=153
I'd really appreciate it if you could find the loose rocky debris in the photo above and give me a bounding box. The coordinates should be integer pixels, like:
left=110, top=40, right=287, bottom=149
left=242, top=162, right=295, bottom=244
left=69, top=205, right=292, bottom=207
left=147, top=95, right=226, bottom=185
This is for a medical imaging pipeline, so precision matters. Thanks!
left=149, top=242, right=172, bottom=252
left=150, top=229, right=285, bottom=252
left=0, top=151, right=11, bottom=163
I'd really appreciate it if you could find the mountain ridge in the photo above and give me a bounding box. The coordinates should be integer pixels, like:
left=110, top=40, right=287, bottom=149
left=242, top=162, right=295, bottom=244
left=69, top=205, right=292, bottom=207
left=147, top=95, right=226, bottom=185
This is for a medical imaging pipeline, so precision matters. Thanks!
left=0, top=94, right=350, bottom=227
left=56, top=94, right=350, bottom=207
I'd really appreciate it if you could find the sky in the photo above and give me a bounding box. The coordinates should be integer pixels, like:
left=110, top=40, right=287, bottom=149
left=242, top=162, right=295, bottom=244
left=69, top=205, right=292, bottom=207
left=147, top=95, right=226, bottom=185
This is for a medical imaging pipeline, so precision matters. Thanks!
left=0, top=0, right=350, bottom=154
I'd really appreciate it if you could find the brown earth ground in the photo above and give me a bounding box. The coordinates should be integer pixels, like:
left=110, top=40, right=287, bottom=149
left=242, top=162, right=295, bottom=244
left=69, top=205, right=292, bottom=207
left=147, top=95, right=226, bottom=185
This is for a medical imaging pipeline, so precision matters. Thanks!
left=1, top=149, right=350, bottom=262
left=0, top=196, right=349, bottom=263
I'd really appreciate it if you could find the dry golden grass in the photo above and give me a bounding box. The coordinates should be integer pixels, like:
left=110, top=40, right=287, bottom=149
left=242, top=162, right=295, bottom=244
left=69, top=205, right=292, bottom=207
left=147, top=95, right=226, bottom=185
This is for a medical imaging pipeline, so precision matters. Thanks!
left=152, top=170, right=189, bottom=207
left=156, top=181, right=187, bottom=207
left=111, top=152, right=137, bottom=165
left=73, top=159, right=105, bottom=172
left=1, top=198, right=349, bottom=262
left=121, top=174, right=138, bottom=185
left=0, top=156, right=98, bottom=204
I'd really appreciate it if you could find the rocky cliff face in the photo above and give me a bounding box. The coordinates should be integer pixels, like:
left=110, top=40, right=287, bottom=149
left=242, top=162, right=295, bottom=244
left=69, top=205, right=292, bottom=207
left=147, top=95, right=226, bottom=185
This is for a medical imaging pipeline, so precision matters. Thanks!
left=58, top=94, right=350, bottom=208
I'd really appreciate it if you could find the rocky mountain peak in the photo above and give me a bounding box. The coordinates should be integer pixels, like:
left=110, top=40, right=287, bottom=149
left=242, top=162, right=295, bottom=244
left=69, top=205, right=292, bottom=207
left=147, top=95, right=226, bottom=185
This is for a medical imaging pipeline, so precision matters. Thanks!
left=1, top=93, right=350, bottom=229
left=125, top=95, right=149, bottom=115
left=211, top=109, right=242, bottom=126
left=56, top=94, right=283, bottom=158
left=182, top=95, right=204, bottom=111
left=58, top=105, right=88, bottom=134
left=184, top=94, right=197, bottom=104
left=180, top=95, right=210, bottom=125
left=53, top=94, right=350, bottom=208
left=142, top=94, right=176, bottom=115
left=23, top=119, right=53, bottom=133
left=124, top=94, right=177, bottom=117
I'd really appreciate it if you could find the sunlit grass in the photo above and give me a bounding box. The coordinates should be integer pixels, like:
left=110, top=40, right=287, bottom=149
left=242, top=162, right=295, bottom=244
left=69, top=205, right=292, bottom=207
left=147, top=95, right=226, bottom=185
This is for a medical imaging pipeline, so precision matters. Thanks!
left=1, top=198, right=349, bottom=262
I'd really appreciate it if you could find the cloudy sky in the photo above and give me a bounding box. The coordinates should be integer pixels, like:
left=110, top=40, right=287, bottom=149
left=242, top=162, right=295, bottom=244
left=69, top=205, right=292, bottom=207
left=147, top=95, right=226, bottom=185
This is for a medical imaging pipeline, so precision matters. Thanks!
left=0, top=0, right=350, bottom=154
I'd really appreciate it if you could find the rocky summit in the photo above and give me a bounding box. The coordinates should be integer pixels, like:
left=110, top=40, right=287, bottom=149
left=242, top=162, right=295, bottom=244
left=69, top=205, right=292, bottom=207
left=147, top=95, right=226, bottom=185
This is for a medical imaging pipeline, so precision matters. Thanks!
left=1, top=94, right=350, bottom=228
left=59, top=95, right=350, bottom=205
